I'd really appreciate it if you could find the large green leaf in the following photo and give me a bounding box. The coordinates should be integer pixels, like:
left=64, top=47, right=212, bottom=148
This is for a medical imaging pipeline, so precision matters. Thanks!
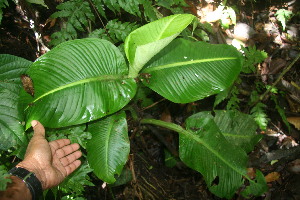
left=0, top=54, right=31, bottom=150
left=214, top=110, right=262, bottom=153
left=87, top=112, right=130, bottom=183
left=180, top=111, right=248, bottom=198
left=124, top=14, right=194, bottom=78
left=142, top=39, right=242, bottom=103
left=141, top=115, right=267, bottom=198
left=23, top=38, right=137, bottom=128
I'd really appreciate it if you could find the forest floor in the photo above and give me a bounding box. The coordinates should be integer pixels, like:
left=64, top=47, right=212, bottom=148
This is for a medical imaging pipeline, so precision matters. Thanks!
left=1, top=0, right=300, bottom=199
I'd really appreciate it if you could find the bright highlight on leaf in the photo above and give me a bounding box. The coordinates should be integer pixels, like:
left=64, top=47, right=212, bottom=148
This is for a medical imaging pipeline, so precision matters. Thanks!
left=0, top=54, right=31, bottom=150
left=23, top=38, right=137, bottom=128
left=87, top=112, right=130, bottom=183
left=181, top=111, right=266, bottom=198
left=142, top=39, right=242, bottom=103
left=125, top=14, right=194, bottom=78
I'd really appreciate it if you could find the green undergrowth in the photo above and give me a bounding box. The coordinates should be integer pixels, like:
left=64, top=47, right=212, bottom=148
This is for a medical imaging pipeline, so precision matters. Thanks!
left=1, top=0, right=294, bottom=199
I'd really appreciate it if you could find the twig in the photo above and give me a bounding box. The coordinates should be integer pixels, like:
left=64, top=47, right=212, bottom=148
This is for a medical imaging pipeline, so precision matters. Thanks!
left=141, top=98, right=165, bottom=111
left=86, top=0, right=107, bottom=31
left=252, top=53, right=300, bottom=106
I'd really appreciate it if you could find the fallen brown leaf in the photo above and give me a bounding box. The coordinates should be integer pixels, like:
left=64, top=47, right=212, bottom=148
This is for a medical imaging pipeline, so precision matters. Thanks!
left=287, top=117, right=300, bottom=130
left=265, top=172, right=280, bottom=183
left=247, top=168, right=256, bottom=179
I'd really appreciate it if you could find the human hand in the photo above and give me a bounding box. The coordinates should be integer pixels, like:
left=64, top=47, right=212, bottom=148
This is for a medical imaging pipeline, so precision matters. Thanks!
left=16, top=120, right=82, bottom=189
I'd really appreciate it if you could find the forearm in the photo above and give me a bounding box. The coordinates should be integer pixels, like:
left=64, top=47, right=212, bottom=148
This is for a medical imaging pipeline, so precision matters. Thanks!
left=0, top=176, right=32, bottom=200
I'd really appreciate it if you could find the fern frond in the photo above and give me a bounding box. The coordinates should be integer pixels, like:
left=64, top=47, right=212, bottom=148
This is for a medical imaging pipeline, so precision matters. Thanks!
left=251, top=102, right=268, bottom=130
left=50, top=27, right=76, bottom=46
left=156, top=0, right=187, bottom=14
left=226, top=85, right=240, bottom=110
left=106, top=19, right=139, bottom=42
left=90, top=0, right=107, bottom=18
left=118, top=0, right=141, bottom=17
left=50, top=0, right=94, bottom=45
left=89, top=28, right=109, bottom=39
left=58, top=162, right=93, bottom=196
left=88, top=20, right=139, bottom=44
left=241, top=46, right=268, bottom=74
left=103, top=0, right=121, bottom=13
left=139, top=0, right=158, bottom=21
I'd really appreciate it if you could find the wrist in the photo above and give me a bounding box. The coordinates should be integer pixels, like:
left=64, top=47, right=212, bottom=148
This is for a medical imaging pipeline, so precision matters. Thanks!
left=8, top=167, right=43, bottom=200
left=16, top=161, right=46, bottom=189
left=0, top=176, right=32, bottom=200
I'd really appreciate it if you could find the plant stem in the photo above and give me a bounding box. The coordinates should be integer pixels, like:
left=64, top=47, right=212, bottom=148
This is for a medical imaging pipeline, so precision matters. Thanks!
left=252, top=53, right=300, bottom=106
left=141, top=118, right=255, bottom=183
left=141, top=98, right=165, bottom=111
left=140, top=118, right=185, bottom=133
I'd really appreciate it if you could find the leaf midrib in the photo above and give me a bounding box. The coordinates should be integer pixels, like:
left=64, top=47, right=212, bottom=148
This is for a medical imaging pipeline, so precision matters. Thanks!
left=28, top=74, right=128, bottom=105
left=143, top=57, right=238, bottom=73
left=222, top=132, right=254, bottom=138
left=156, top=15, right=177, bottom=40
left=105, top=117, right=114, bottom=178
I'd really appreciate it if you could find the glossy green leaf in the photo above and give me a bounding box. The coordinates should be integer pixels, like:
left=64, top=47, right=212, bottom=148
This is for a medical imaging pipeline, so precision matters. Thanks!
left=214, top=110, right=262, bottom=153
left=23, top=38, right=137, bottom=128
left=125, top=14, right=194, bottom=78
left=142, top=39, right=242, bottom=103
left=180, top=111, right=248, bottom=198
left=0, top=54, right=31, bottom=150
left=87, top=112, right=130, bottom=183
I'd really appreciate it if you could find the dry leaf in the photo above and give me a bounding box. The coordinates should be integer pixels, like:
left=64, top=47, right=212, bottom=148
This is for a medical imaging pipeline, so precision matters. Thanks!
left=269, top=58, right=286, bottom=74
left=247, top=168, right=256, bottom=179
left=265, top=172, right=280, bottom=183
left=160, top=108, right=172, bottom=123
left=287, top=117, right=300, bottom=130
left=21, top=74, right=34, bottom=97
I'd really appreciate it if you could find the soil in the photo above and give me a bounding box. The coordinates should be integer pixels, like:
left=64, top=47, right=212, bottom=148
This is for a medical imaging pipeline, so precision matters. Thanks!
left=1, top=0, right=300, bottom=199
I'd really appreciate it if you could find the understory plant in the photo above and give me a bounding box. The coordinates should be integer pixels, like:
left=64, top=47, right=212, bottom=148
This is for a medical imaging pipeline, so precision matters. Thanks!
left=49, top=0, right=188, bottom=46
left=0, top=14, right=267, bottom=198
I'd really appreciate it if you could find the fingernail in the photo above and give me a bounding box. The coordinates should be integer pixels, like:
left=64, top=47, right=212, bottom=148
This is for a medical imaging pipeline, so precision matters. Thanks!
left=31, top=120, right=38, bottom=127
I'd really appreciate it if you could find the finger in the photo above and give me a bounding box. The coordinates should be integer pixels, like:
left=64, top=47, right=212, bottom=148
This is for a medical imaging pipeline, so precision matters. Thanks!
left=60, top=151, right=82, bottom=167
left=49, top=139, right=71, bottom=151
left=55, top=143, right=80, bottom=159
left=31, top=120, right=45, bottom=138
left=65, top=160, right=81, bottom=176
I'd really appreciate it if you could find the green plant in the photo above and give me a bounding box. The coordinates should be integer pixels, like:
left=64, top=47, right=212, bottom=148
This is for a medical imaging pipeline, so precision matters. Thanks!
left=0, top=54, right=32, bottom=154
left=0, top=0, right=8, bottom=24
left=89, top=19, right=140, bottom=44
left=0, top=165, right=11, bottom=191
left=0, top=14, right=267, bottom=198
left=275, top=9, right=293, bottom=31
left=49, top=0, right=95, bottom=46
left=50, top=0, right=188, bottom=46
left=241, top=46, right=268, bottom=73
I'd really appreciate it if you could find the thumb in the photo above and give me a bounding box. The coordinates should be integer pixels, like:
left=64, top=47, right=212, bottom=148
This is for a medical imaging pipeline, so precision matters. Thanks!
left=31, top=120, right=45, bottom=138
